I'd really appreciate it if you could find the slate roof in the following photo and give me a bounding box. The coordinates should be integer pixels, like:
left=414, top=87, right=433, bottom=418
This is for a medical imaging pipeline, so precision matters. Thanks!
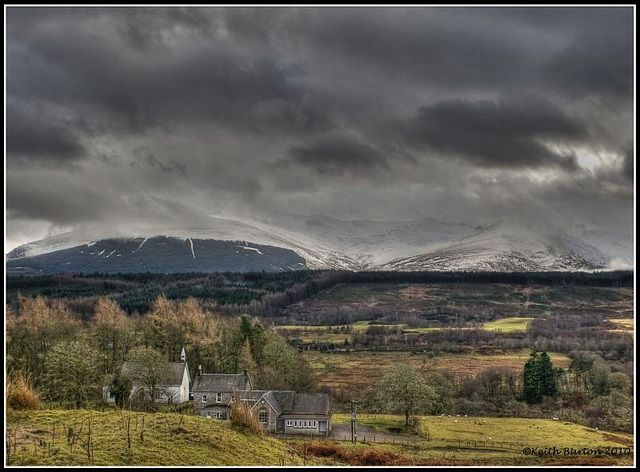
left=192, top=373, right=252, bottom=392
left=122, top=361, right=187, bottom=386
left=237, top=390, right=330, bottom=416
left=289, top=392, right=331, bottom=415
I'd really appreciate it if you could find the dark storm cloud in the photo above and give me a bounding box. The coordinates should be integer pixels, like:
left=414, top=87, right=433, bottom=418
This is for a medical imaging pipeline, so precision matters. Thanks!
left=406, top=97, right=584, bottom=170
left=5, top=6, right=634, bottom=249
left=280, top=7, right=633, bottom=101
left=6, top=100, right=86, bottom=164
left=282, top=134, right=390, bottom=177
left=7, top=7, right=332, bottom=138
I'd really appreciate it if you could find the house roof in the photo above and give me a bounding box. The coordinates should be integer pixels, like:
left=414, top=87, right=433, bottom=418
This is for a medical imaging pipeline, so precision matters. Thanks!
left=238, top=390, right=330, bottom=416
left=122, top=361, right=187, bottom=387
left=289, top=392, right=331, bottom=415
left=192, top=373, right=252, bottom=392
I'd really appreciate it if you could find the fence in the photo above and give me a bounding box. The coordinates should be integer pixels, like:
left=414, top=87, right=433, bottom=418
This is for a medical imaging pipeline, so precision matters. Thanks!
left=276, top=432, right=634, bottom=456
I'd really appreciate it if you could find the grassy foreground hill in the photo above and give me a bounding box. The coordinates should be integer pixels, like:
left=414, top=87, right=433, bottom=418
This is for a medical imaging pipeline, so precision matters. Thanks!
left=6, top=410, right=634, bottom=466
left=5, top=409, right=311, bottom=466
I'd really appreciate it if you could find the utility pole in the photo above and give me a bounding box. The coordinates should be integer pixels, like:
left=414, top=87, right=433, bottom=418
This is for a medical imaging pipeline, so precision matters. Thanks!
left=350, top=399, right=358, bottom=444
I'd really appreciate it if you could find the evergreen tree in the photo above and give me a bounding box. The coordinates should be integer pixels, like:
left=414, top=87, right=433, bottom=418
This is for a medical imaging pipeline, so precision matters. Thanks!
left=523, top=351, right=558, bottom=403
left=523, top=351, right=541, bottom=403
left=538, top=352, right=558, bottom=398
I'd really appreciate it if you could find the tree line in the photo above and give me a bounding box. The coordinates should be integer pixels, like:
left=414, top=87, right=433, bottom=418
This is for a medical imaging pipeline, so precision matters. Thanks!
left=6, top=295, right=315, bottom=410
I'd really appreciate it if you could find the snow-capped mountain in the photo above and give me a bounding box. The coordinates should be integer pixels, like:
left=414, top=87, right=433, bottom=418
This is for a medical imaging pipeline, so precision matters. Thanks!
left=6, top=214, right=634, bottom=275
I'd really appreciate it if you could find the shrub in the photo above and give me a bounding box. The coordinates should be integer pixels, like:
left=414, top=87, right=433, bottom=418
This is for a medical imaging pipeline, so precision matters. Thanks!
left=295, top=441, right=409, bottom=466
left=356, top=449, right=407, bottom=466
left=6, top=371, right=39, bottom=410
left=230, top=398, right=264, bottom=435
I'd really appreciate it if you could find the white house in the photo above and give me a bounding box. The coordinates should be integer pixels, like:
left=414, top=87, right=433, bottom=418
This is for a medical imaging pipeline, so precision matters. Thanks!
left=118, top=347, right=191, bottom=404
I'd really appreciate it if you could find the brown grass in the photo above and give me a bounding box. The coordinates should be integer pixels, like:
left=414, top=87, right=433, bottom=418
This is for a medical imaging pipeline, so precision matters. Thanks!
left=602, top=433, right=634, bottom=447
left=303, top=350, right=571, bottom=390
left=294, top=441, right=419, bottom=466
left=6, top=371, right=40, bottom=410
left=294, top=441, right=476, bottom=466
left=229, top=398, right=264, bottom=435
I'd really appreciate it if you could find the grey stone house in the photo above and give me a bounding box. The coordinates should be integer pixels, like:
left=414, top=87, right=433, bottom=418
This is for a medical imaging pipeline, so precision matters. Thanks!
left=192, top=371, right=253, bottom=419
left=192, top=370, right=331, bottom=436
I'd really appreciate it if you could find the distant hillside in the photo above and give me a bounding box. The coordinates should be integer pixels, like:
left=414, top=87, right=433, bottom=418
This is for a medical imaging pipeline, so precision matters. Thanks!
left=6, top=236, right=307, bottom=275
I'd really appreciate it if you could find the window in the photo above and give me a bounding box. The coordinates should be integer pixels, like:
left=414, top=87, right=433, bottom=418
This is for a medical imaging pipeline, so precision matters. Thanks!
left=258, top=409, right=269, bottom=424
left=286, top=420, right=293, bottom=427
left=216, top=392, right=222, bottom=403
left=202, top=394, right=207, bottom=403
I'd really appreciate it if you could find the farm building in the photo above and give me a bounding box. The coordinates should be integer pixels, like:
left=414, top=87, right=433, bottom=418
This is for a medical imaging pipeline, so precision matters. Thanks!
left=192, top=369, right=332, bottom=436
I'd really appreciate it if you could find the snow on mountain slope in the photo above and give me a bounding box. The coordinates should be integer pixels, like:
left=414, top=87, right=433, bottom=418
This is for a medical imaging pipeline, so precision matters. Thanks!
left=375, top=223, right=622, bottom=272
left=6, top=214, right=634, bottom=273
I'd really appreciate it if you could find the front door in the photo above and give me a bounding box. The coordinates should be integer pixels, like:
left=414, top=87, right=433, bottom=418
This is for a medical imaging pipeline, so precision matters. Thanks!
left=319, top=421, right=327, bottom=432
left=276, top=418, right=285, bottom=433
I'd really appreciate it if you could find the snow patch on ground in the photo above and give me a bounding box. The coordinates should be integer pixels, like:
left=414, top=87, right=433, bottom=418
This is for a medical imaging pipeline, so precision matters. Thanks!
left=237, top=245, right=263, bottom=255
left=133, top=238, right=148, bottom=253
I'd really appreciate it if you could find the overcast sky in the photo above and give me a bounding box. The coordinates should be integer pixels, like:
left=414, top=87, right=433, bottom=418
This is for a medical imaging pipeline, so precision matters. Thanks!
left=5, top=6, right=635, bottom=250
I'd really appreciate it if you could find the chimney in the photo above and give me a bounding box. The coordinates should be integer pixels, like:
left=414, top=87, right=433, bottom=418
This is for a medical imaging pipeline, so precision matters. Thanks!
left=198, top=365, right=202, bottom=377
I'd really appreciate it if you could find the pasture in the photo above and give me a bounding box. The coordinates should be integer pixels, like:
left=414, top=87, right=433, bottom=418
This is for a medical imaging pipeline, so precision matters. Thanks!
left=302, top=350, right=571, bottom=390
left=483, top=317, right=534, bottom=332
left=324, top=413, right=633, bottom=465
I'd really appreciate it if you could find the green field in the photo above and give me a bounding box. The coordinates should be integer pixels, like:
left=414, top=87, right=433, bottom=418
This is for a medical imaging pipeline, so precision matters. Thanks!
left=277, top=318, right=534, bottom=342
left=607, top=319, right=634, bottom=333
left=5, top=409, right=310, bottom=466
left=483, top=317, right=534, bottom=332
left=326, top=413, right=633, bottom=465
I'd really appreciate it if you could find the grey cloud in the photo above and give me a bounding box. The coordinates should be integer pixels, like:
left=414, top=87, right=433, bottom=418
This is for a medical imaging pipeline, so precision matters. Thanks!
left=284, top=134, right=390, bottom=177
left=7, top=100, right=86, bottom=164
left=5, top=7, right=634, bottom=249
left=7, top=9, right=332, bottom=138
left=132, top=149, right=188, bottom=177
left=406, top=97, right=584, bottom=170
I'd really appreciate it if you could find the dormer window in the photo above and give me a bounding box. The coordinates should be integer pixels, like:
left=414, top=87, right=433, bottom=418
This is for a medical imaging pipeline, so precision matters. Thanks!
left=216, top=392, right=222, bottom=403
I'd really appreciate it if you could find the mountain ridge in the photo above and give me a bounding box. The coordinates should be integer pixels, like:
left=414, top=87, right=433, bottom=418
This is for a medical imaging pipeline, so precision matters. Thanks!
left=6, top=214, right=633, bottom=275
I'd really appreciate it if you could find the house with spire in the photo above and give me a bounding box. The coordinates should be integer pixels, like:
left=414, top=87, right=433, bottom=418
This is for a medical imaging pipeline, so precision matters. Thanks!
left=105, top=347, right=190, bottom=405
